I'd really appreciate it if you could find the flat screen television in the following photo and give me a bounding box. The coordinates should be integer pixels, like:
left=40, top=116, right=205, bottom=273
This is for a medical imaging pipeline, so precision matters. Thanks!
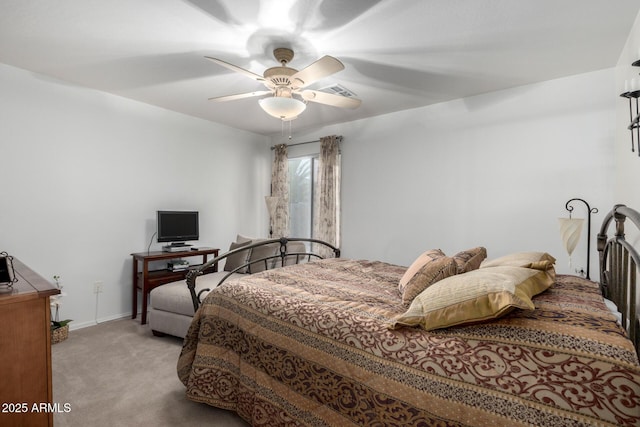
left=157, top=210, right=199, bottom=244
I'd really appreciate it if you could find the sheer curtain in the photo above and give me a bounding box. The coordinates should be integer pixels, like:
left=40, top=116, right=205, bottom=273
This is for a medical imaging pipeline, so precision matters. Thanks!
left=313, top=135, right=341, bottom=257
left=271, top=144, right=289, bottom=238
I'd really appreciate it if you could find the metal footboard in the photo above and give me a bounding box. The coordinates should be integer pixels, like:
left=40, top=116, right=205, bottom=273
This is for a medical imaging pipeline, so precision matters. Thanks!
left=598, top=204, right=640, bottom=354
left=185, top=237, right=340, bottom=312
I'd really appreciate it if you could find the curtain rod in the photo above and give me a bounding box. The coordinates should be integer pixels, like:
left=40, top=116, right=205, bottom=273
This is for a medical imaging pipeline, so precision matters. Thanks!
left=270, top=135, right=342, bottom=150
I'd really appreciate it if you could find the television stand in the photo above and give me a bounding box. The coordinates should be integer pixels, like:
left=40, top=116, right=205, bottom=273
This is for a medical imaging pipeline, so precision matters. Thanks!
left=131, top=247, right=219, bottom=324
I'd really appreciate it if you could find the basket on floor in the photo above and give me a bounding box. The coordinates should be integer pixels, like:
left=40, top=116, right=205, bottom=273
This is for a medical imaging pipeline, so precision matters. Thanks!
left=51, top=324, right=69, bottom=344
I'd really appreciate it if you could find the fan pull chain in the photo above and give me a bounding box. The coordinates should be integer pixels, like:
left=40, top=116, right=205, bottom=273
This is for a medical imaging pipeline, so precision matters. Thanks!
left=280, top=119, right=294, bottom=141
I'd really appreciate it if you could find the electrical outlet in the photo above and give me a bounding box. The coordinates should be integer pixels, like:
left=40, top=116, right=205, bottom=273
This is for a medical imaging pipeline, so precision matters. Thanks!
left=93, top=281, right=103, bottom=294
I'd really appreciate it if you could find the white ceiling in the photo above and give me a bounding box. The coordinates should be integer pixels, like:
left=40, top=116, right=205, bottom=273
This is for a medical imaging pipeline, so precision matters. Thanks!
left=1, top=0, right=638, bottom=136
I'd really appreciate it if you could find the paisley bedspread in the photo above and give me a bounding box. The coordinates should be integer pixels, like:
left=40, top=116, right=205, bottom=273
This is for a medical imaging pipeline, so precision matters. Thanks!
left=177, top=258, right=640, bottom=427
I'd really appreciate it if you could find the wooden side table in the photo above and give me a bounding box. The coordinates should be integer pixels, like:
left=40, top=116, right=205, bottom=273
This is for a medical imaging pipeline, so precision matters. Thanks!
left=131, top=248, right=219, bottom=324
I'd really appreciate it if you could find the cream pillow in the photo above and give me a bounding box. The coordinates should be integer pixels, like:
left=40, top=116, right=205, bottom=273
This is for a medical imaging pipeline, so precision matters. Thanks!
left=248, top=241, right=279, bottom=273
left=452, top=247, right=487, bottom=274
left=398, top=249, right=458, bottom=305
left=389, top=266, right=554, bottom=331
left=273, top=241, right=307, bottom=268
left=223, top=240, right=252, bottom=273
left=480, top=251, right=556, bottom=271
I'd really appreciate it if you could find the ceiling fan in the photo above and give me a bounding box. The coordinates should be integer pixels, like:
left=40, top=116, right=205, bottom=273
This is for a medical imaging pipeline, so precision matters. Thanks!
left=206, top=48, right=361, bottom=120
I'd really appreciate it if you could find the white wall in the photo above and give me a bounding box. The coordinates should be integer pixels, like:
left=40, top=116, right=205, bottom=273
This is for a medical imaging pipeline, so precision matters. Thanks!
left=0, top=49, right=624, bottom=329
left=613, top=9, right=640, bottom=257
left=286, top=69, right=617, bottom=276
left=616, top=11, right=640, bottom=209
left=0, top=63, right=271, bottom=329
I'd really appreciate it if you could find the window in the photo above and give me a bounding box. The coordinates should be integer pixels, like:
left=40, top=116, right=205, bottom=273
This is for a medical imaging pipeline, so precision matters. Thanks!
left=288, top=156, right=318, bottom=238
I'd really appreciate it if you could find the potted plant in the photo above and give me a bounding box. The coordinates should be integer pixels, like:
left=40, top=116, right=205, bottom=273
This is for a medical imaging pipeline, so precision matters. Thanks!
left=51, top=275, right=72, bottom=344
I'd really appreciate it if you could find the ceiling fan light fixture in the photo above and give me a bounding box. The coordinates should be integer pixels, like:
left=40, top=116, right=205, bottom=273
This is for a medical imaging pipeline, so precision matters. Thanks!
left=207, top=47, right=360, bottom=122
left=259, top=96, right=306, bottom=120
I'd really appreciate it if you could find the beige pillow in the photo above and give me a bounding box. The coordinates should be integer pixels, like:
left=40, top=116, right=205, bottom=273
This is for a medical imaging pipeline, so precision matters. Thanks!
left=480, top=251, right=556, bottom=271
left=248, top=241, right=279, bottom=273
left=236, top=234, right=252, bottom=243
left=389, top=266, right=555, bottom=331
left=452, top=247, right=487, bottom=274
left=273, top=241, right=307, bottom=268
left=223, top=240, right=252, bottom=273
left=398, top=249, right=458, bottom=305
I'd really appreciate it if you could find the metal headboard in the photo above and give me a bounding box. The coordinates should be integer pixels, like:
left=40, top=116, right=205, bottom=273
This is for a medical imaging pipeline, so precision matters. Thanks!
left=185, top=237, right=340, bottom=312
left=597, top=204, right=640, bottom=353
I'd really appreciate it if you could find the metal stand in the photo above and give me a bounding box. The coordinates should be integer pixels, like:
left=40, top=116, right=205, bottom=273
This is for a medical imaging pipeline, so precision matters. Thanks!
left=564, top=198, right=598, bottom=280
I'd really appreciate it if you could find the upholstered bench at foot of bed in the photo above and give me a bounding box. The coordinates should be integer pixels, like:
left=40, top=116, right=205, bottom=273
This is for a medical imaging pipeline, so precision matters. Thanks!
left=148, top=239, right=312, bottom=338
left=148, top=271, right=242, bottom=338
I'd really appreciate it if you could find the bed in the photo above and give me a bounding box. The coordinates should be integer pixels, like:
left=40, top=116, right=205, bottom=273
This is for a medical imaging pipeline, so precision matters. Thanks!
left=177, top=206, right=640, bottom=426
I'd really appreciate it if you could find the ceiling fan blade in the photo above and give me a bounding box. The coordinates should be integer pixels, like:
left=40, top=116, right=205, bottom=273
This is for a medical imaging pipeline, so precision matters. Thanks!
left=208, top=90, right=272, bottom=102
left=205, top=56, right=265, bottom=82
left=290, top=56, right=345, bottom=88
left=300, top=90, right=361, bottom=109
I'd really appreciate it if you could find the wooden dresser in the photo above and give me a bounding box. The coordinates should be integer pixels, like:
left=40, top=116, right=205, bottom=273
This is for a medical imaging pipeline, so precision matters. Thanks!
left=0, top=258, right=59, bottom=427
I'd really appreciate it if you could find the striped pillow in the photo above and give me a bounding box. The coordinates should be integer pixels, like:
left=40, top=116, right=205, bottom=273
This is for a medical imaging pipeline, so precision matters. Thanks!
left=481, top=251, right=555, bottom=271
left=389, top=266, right=555, bottom=331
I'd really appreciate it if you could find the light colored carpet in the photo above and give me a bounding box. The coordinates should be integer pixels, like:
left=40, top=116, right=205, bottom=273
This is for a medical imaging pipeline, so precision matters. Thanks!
left=52, top=318, right=249, bottom=427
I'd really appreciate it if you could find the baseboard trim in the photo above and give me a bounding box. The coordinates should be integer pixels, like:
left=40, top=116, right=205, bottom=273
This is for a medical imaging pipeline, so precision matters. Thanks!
left=70, top=312, right=131, bottom=331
